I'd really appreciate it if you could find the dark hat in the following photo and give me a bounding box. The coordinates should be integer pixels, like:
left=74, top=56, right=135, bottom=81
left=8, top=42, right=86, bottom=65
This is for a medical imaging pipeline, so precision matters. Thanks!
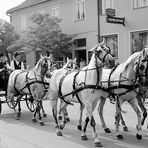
left=14, top=52, right=20, bottom=57
left=0, top=53, right=4, bottom=58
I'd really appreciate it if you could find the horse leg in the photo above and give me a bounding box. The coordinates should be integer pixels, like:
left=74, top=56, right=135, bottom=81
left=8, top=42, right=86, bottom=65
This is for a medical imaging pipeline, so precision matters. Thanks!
left=81, top=99, right=98, bottom=137
left=77, top=104, right=84, bottom=131
left=81, top=117, right=89, bottom=140
left=137, top=96, right=147, bottom=126
left=120, top=113, right=128, bottom=132
left=50, top=99, right=62, bottom=136
left=40, top=100, right=47, bottom=118
left=115, top=97, right=123, bottom=139
left=83, top=103, right=102, bottom=147
left=17, top=95, right=22, bottom=118
left=59, top=103, right=68, bottom=130
left=32, top=101, right=38, bottom=123
left=38, top=100, right=44, bottom=126
left=58, top=100, right=63, bottom=120
left=98, top=96, right=111, bottom=133
left=64, top=109, right=70, bottom=123
left=128, top=98, right=142, bottom=140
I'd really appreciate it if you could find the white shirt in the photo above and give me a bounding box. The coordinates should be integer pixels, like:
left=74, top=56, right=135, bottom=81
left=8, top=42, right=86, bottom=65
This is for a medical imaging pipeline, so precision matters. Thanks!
left=10, top=60, right=24, bottom=70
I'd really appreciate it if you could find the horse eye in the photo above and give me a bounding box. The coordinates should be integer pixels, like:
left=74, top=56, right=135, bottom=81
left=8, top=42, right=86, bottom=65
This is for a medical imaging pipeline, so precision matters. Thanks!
left=139, top=64, right=145, bottom=71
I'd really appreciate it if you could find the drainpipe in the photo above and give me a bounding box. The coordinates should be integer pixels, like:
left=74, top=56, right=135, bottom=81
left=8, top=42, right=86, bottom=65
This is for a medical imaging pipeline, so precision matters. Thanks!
left=97, top=0, right=101, bottom=43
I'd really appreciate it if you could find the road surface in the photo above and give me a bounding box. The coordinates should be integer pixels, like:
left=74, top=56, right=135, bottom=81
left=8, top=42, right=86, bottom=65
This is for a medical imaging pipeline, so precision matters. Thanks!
left=0, top=99, right=148, bottom=148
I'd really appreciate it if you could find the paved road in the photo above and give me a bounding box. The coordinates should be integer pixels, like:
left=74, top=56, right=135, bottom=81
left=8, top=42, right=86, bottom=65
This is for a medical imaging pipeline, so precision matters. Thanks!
left=0, top=99, right=148, bottom=148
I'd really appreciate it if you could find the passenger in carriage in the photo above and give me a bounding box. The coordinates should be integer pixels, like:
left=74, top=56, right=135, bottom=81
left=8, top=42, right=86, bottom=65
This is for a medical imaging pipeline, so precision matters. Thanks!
left=0, top=53, right=13, bottom=92
left=10, top=52, right=24, bottom=70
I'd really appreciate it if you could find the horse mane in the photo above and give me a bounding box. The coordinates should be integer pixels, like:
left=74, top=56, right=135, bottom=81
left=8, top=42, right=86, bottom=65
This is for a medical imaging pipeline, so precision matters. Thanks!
left=121, top=51, right=141, bottom=72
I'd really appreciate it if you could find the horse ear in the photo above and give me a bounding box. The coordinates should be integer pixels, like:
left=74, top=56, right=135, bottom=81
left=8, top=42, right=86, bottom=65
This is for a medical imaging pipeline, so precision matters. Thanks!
left=73, top=57, right=77, bottom=63
left=40, top=54, right=43, bottom=59
left=67, top=57, right=70, bottom=62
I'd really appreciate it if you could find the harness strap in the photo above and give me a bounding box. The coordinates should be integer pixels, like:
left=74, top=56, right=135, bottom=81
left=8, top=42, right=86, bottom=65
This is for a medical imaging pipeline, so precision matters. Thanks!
left=108, top=66, right=118, bottom=87
left=59, top=70, right=74, bottom=105
left=73, top=71, right=83, bottom=106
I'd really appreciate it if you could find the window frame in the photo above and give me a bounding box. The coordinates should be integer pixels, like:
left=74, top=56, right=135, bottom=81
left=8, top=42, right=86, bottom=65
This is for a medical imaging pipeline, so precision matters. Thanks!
left=74, top=0, right=85, bottom=21
left=51, top=6, right=60, bottom=18
left=133, top=0, right=148, bottom=9
left=130, top=30, right=148, bottom=54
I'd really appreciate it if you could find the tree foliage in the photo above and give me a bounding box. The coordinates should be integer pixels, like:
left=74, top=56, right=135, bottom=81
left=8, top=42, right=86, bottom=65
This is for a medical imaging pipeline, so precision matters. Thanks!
left=0, top=19, right=20, bottom=63
left=27, top=12, right=74, bottom=57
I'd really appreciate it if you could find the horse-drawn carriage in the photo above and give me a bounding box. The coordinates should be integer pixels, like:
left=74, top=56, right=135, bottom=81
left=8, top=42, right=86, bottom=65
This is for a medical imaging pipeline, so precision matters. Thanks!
left=0, top=55, right=51, bottom=123
left=0, top=65, right=48, bottom=114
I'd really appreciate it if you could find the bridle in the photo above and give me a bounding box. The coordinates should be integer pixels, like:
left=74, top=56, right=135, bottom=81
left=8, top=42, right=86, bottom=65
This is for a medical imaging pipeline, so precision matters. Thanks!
left=136, top=57, right=148, bottom=86
left=40, top=58, right=52, bottom=80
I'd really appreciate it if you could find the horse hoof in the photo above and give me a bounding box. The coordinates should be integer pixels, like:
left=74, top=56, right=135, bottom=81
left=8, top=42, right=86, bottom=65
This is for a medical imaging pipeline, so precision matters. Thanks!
left=43, top=113, right=47, bottom=118
left=15, top=114, right=20, bottom=120
left=66, top=117, right=70, bottom=123
left=104, top=128, right=111, bottom=133
left=123, top=126, right=128, bottom=132
left=17, top=113, right=21, bottom=117
left=77, top=125, right=82, bottom=131
left=94, top=142, right=103, bottom=147
left=117, top=134, right=124, bottom=140
left=56, top=131, right=62, bottom=136
left=60, top=124, right=64, bottom=130
left=81, top=135, right=88, bottom=140
left=58, top=116, right=62, bottom=120
left=39, top=121, right=44, bottom=126
left=136, top=134, right=142, bottom=140
left=32, top=118, right=37, bottom=123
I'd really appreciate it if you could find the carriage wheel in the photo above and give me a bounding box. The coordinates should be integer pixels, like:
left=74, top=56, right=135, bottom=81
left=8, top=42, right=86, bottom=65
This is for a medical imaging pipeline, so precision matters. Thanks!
left=25, top=95, right=36, bottom=112
left=6, top=96, right=18, bottom=109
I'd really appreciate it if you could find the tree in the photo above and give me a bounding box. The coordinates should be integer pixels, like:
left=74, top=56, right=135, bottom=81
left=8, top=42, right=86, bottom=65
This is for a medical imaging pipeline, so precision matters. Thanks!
left=0, top=19, right=20, bottom=63
left=27, top=12, right=74, bottom=58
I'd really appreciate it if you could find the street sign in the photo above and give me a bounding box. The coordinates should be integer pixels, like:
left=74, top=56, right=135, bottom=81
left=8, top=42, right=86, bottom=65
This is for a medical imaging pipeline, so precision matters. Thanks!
left=106, top=16, right=125, bottom=26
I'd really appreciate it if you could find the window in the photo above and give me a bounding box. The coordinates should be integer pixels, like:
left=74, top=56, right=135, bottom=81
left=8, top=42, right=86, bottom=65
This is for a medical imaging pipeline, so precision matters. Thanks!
left=131, top=31, right=148, bottom=54
left=20, top=15, right=26, bottom=32
left=102, top=34, right=118, bottom=58
left=51, top=6, right=60, bottom=18
left=74, top=38, right=86, bottom=47
left=133, top=0, right=148, bottom=8
left=102, top=0, right=114, bottom=15
left=74, top=0, right=85, bottom=21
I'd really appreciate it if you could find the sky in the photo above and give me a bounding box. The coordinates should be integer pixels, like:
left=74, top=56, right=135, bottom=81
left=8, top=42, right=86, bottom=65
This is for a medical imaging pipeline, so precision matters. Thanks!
left=0, top=0, right=25, bottom=22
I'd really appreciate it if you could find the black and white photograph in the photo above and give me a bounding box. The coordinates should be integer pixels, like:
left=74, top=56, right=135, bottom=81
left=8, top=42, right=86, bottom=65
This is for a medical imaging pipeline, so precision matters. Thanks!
left=0, top=0, right=148, bottom=147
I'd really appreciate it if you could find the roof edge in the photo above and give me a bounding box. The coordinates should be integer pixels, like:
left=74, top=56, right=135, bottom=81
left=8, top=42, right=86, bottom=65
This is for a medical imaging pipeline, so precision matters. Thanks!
left=7, top=0, right=50, bottom=14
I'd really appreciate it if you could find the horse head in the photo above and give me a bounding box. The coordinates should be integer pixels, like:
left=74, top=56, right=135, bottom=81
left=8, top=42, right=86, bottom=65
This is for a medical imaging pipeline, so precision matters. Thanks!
left=134, top=48, right=148, bottom=86
left=36, top=54, right=53, bottom=79
left=64, top=57, right=77, bottom=70
left=89, top=38, right=115, bottom=68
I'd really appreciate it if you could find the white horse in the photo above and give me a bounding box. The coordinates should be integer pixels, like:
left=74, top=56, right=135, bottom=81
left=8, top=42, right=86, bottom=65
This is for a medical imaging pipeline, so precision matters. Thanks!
left=7, top=55, right=52, bottom=124
left=48, top=39, right=115, bottom=147
left=77, top=48, right=148, bottom=140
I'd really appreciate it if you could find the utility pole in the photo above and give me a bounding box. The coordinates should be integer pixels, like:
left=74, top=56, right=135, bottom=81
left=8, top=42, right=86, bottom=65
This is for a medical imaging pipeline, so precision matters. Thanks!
left=97, top=0, right=101, bottom=43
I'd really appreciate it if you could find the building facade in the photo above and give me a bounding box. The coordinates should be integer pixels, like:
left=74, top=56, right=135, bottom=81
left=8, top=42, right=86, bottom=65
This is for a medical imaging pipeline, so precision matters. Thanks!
left=7, top=0, right=99, bottom=67
left=100, top=0, right=148, bottom=63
